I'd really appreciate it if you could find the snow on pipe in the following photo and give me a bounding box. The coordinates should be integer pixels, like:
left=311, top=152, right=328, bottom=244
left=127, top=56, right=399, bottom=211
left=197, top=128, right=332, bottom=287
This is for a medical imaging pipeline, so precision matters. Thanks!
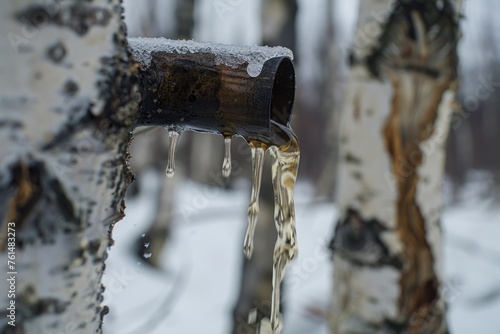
left=128, top=37, right=296, bottom=141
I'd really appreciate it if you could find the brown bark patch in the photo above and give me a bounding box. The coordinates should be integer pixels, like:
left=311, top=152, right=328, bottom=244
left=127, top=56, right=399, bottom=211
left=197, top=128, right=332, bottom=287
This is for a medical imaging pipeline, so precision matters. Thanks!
left=376, top=3, right=459, bottom=331
left=1, top=160, right=40, bottom=250
left=384, top=71, right=451, bottom=332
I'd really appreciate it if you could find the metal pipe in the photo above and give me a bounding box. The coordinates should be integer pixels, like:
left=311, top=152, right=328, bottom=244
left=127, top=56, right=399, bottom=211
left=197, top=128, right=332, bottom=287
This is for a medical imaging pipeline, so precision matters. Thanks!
left=129, top=38, right=295, bottom=141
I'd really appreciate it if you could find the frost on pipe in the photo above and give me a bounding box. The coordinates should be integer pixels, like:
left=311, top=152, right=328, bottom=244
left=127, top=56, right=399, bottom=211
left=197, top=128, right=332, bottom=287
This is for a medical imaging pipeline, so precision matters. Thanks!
left=129, top=38, right=299, bottom=333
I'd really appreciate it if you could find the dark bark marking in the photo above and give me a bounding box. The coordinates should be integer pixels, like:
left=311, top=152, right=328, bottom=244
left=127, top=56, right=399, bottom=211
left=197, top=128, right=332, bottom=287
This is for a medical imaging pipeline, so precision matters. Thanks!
left=47, top=178, right=77, bottom=223
left=0, top=287, right=69, bottom=327
left=329, top=208, right=403, bottom=269
left=17, top=4, right=111, bottom=36
left=344, top=152, right=362, bottom=165
left=1, top=159, right=82, bottom=247
left=63, top=80, right=79, bottom=97
left=366, top=0, right=459, bottom=80
left=47, top=41, right=67, bottom=63
left=351, top=171, right=363, bottom=181
left=0, top=120, right=23, bottom=129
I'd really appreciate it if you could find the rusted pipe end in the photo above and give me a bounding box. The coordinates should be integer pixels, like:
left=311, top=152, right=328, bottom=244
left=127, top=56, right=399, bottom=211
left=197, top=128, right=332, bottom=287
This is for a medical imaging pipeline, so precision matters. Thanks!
left=129, top=38, right=295, bottom=140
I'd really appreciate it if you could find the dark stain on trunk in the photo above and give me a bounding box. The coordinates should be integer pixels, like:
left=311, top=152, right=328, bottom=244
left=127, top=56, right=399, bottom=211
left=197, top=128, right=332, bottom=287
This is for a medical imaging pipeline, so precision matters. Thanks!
left=330, top=208, right=404, bottom=269
left=16, top=3, right=111, bottom=36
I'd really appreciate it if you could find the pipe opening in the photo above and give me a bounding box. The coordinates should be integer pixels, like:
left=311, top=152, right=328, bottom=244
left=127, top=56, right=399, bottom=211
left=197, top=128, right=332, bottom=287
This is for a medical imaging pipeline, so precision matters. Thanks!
left=270, top=57, right=295, bottom=127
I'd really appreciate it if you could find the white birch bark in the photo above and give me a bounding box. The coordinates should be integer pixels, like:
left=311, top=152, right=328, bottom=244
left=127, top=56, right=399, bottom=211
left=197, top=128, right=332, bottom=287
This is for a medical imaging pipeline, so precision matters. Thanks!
left=329, top=0, right=461, bottom=333
left=0, top=0, right=138, bottom=332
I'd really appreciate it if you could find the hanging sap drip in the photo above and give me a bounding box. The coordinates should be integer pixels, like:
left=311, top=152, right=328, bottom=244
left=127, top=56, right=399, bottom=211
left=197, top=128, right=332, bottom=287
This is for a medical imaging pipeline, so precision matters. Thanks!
left=243, top=143, right=266, bottom=260
left=244, top=120, right=300, bottom=334
left=166, top=129, right=180, bottom=178
left=222, top=137, right=232, bottom=178
left=268, top=124, right=299, bottom=333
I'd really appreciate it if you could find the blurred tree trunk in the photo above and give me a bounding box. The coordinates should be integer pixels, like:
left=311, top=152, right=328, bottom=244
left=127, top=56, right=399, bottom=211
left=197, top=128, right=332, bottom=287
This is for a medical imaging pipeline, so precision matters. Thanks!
left=232, top=171, right=277, bottom=334
left=123, top=0, right=177, bottom=38
left=0, top=0, right=138, bottom=332
left=292, top=0, right=332, bottom=182
left=329, top=0, right=461, bottom=333
left=315, top=0, right=341, bottom=198
left=175, top=0, right=196, bottom=40
left=262, top=0, right=298, bottom=55
left=446, top=1, right=500, bottom=190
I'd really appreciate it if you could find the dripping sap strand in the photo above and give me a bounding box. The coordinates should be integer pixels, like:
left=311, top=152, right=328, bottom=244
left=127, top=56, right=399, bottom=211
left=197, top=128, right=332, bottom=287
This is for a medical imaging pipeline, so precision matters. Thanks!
left=246, top=120, right=300, bottom=334
left=244, top=143, right=265, bottom=259
left=222, top=137, right=232, bottom=178
left=162, top=121, right=299, bottom=334
left=166, top=129, right=180, bottom=178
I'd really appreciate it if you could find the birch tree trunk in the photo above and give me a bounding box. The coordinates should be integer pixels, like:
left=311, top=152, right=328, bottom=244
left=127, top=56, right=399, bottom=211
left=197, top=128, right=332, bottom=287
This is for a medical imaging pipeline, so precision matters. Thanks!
left=0, top=0, right=138, bottom=332
left=329, top=0, right=461, bottom=333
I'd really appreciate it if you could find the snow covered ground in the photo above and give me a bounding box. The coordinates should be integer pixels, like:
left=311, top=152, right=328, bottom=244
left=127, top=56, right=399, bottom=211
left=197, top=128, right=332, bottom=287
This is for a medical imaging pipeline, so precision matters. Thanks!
left=103, top=171, right=500, bottom=334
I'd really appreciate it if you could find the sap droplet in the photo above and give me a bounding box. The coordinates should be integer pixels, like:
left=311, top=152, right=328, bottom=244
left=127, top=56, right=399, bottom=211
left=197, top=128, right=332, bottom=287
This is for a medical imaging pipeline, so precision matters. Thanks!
left=166, top=129, right=180, bottom=178
left=244, top=144, right=265, bottom=259
left=222, top=137, right=232, bottom=178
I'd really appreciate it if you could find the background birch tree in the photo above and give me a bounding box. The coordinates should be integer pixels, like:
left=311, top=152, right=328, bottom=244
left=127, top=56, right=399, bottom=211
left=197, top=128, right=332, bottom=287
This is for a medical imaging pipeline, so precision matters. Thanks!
left=0, top=0, right=139, bottom=332
left=329, top=0, right=461, bottom=333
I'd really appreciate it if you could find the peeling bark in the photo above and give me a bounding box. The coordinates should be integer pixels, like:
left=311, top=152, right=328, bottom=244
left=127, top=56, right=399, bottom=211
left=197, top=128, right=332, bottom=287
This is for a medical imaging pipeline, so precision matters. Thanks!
left=329, top=1, right=461, bottom=333
left=0, top=0, right=139, bottom=332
